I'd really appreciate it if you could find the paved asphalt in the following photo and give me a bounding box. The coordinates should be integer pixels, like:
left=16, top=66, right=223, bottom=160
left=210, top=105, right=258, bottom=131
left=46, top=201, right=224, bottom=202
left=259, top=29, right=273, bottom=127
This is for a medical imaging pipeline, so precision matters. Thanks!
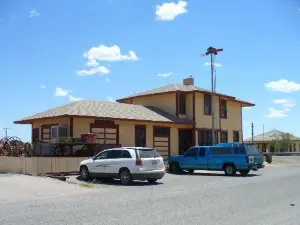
left=1, top=157, right=300, bottom=225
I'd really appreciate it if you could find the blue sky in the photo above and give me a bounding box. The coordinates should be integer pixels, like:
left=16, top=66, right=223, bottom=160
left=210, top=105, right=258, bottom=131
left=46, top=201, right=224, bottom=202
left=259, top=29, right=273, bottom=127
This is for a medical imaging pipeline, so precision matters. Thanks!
left=1, top=0, right=300, bottom=141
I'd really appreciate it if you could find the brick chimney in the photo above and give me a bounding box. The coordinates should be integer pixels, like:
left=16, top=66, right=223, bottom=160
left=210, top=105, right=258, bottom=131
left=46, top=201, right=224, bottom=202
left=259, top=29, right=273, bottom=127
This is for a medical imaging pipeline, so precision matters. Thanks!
left=183, top=76, right=194, bottom=85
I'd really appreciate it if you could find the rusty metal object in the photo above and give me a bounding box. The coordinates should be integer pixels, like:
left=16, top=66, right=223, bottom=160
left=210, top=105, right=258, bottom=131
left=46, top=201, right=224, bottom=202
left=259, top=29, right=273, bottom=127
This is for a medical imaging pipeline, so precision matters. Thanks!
left=0, top=136, right=33, bottom=157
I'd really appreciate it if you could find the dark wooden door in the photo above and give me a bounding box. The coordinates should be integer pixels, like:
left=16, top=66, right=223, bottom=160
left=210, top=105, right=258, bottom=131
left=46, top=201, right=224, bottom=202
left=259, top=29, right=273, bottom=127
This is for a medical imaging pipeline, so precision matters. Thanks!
left=32, top=128, right=39, bottom=143
left=135, top=125, right=146, bottom=147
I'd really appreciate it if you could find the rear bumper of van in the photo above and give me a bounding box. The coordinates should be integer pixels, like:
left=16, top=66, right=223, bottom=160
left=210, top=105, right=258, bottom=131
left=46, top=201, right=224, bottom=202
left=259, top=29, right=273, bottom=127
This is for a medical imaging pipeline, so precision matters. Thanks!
left=249, top=164, right=265, bottom=170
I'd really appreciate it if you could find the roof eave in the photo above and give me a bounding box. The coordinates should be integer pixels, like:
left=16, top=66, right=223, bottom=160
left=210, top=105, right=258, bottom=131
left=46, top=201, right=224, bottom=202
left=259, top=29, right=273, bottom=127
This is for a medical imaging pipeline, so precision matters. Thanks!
left=117, top=90, right=255, bottom=106
left=14, top=115, right=195, bottom=125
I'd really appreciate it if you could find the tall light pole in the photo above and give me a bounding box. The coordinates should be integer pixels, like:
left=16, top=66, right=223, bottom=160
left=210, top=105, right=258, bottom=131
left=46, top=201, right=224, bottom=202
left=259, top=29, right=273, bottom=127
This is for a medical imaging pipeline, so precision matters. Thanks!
left=3, top=128, right=9, bottom=138
left=202, top=47, right=223, bottom=145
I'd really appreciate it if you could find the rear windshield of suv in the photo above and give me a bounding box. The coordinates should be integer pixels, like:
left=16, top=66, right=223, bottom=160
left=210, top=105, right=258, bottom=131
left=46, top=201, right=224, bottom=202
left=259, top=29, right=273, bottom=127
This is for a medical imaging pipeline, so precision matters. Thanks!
left=246, top=144, right=261, bottom=156
left=137, top=148, right=161, bottom=158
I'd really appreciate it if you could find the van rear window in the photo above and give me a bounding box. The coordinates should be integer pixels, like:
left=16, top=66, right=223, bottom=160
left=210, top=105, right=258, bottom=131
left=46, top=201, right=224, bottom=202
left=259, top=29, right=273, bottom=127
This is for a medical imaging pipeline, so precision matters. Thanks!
left=246, top=144, right=261, bottom=155
left=137, top=148, right=161, bottom=158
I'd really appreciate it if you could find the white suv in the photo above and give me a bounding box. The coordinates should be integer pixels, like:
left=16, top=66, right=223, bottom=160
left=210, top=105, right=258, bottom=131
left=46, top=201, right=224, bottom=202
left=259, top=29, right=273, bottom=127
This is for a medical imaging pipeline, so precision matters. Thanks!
left=79, top=147, right=166, bottom=185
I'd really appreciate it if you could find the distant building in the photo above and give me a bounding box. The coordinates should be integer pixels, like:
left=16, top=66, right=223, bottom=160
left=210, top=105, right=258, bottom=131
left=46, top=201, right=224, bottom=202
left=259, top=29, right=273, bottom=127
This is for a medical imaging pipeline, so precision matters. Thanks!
left=244, top=129, right=300, bottom=152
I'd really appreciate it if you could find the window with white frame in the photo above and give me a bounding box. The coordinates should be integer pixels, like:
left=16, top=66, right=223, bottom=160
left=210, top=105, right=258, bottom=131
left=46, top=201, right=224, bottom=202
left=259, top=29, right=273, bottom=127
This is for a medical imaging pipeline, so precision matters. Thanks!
left=51, top=125, right=69, bottom=138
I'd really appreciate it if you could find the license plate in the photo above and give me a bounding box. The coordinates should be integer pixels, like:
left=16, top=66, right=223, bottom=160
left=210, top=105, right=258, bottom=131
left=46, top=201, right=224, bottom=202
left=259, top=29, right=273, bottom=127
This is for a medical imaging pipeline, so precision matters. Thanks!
left=152, top=160, right=158, bottom=165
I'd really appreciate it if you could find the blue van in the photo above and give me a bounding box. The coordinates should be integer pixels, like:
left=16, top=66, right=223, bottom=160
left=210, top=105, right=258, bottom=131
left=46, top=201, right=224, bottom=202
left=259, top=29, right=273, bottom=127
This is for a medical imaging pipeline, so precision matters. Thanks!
left=168, top=142, right=265, bottom=176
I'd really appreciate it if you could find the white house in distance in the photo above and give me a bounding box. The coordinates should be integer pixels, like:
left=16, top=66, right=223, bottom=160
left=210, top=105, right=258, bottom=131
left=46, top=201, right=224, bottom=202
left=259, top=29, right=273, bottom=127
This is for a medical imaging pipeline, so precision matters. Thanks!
left=244, top=129, right=300, bottom=153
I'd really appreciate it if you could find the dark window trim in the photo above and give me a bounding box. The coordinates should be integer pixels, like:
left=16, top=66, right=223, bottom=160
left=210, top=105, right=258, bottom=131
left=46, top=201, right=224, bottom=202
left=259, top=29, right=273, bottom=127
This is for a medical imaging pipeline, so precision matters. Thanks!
left=204, top=94, right=212, bottom=115
left=197, top=129, right=219, bottom=146
left=41, top=124, right=58, bottom=140
left=178, top=92, right=186, bottom=115
left=90, top=123, right=119, bottom=145
left=233, top=130, right=240, bottom=142
left=220, top=99, right=227, bottom=119
left=135, top=125, right=146, bottom=147
left=153, top=126, right=170, bottom=156
left=220, top=131, right=228, bottom=143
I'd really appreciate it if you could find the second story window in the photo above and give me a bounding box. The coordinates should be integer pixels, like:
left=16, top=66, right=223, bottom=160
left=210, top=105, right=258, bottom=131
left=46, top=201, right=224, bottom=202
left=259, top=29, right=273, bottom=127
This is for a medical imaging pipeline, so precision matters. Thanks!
left=220, top=99, right=227, bottom=119
left=204, top=94, right=211, bottom=115
left=179, top=92, right=186, bottom=114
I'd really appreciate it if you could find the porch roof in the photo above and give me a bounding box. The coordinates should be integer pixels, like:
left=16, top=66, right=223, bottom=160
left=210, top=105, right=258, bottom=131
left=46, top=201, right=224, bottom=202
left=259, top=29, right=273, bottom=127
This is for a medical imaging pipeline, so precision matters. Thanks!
left=14, top=100, right=194, bottom=125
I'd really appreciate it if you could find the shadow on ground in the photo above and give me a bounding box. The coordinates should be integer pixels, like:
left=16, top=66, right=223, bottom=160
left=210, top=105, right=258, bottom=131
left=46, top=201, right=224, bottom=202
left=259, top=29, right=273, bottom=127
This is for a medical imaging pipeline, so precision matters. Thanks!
left=75, top=176, right=164, bottom=186
left=167, top=171, right=260, bottom=177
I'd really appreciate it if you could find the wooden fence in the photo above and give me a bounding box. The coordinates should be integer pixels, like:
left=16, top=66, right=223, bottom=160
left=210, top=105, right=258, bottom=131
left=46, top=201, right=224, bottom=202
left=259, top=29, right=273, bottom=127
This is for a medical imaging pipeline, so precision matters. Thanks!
left=0, top=156, right=88, bottom=174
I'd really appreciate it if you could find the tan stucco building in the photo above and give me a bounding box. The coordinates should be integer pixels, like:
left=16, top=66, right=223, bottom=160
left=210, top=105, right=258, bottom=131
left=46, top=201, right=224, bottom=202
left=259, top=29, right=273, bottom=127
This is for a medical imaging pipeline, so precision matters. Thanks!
left=14, top=77, right=254, bottom=156
left=244, top=129, right=300, bottom=153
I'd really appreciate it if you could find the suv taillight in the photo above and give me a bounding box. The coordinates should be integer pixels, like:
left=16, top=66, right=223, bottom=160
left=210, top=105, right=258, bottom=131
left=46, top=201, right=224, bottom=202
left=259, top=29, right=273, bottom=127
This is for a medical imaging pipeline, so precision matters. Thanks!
left=136, top=158, right=142, bottom=166
left=246, top=156, right=249, bottom=164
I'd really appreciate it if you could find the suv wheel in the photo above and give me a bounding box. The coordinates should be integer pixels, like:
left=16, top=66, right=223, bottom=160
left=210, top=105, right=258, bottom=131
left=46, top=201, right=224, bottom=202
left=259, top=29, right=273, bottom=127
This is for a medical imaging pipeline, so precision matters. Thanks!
left=119, top=169, right=133, bottom=185
left=147, top=179, right=158, bottom=183
left=224, top=164, right=236, bottom=176
left=80, top=166, right=90, bottom=181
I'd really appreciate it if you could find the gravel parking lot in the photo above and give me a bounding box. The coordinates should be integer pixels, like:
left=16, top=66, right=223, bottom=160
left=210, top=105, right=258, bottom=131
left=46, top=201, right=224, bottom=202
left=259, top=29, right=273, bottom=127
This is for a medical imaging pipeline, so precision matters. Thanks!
left=0, top=157, right=300, bottom=225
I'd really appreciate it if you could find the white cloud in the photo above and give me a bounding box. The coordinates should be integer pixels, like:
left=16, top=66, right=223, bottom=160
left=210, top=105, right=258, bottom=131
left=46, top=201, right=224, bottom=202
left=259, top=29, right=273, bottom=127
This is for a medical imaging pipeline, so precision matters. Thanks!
left=68, top=95, right=82, bottom=102
left=40, top=85, right=46, bottom=89
left=273, top=99, right=290, bottom=104
left=265, top=107, right=288, bottom=118
left=243, top=107, right=252, bottom=110
left=273, top=98, right=296, bottom=111
left=265, top=79, right=300, bottom=93
left=76, top=66, right=110, bottom=76
left=158, top=72, right=172, bottom=78
left=83, top=45, right=138, bottom=66
left=204, top=62, right=222, bottom=67
left=86, top=59, right=99, bottom=67
left=29, top=9, right=41, bottom=18
left=155, top=1, right=188, bottom=21
left=55, top=88, right=70, bottom=97
left=107, top=96, right=114, bottom=102
left=105, top=77, right=111, bottom=82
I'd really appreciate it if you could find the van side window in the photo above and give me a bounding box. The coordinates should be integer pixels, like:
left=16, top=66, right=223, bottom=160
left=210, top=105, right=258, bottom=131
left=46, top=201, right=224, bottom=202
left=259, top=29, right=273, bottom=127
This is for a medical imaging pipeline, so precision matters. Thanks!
left=199, top=148, right=206, bottom=157
left=234, top=144, right=246, bottom=154
left=211, top=147, right=232, bottom=155
left=185, top=147, right=198, bottom=157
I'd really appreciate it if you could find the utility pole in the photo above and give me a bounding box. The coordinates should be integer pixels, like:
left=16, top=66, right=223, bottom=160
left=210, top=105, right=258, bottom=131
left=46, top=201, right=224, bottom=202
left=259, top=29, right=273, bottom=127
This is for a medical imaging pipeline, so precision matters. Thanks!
left=3, top=128, right=9, bottom=138
left=202, top=46, right=223, bottom=145
left=263, top=124, right=264, bottom=141
left=251, top=123, right=254, bottom=143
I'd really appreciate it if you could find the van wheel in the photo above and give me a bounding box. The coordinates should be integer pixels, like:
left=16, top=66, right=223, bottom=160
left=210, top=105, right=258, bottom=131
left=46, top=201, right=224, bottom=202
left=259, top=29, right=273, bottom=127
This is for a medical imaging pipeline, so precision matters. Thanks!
left=172, top=163, right=182, bottom=174
left=188, top=169, right=194, bottom=174
left=119, top=169, right=133, bottom=185
left=240, top=170, right=250, bottom=176
left=223, top=164, right=236, bottom=176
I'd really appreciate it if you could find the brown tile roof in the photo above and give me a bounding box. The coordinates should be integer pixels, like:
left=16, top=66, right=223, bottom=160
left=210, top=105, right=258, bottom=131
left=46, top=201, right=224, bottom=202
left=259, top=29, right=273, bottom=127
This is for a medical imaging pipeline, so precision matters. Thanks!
left=14, top=100, right=193, bottom=124
left=116, top=84, right=254, bottom=106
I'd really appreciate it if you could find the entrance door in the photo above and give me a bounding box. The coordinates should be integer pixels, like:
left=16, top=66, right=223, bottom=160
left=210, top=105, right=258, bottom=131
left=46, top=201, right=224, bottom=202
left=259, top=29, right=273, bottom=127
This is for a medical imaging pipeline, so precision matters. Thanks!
left=178, top=129, right=193, bottom=155
left=32, top=128, right=39, bottom=143
left=135, top=125, right=146, bottom=147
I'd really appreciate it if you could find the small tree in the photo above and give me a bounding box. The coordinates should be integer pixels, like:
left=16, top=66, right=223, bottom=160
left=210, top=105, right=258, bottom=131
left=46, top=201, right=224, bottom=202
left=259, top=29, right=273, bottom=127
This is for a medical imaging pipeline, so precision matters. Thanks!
left=271, top=132, right=293, bottom=152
